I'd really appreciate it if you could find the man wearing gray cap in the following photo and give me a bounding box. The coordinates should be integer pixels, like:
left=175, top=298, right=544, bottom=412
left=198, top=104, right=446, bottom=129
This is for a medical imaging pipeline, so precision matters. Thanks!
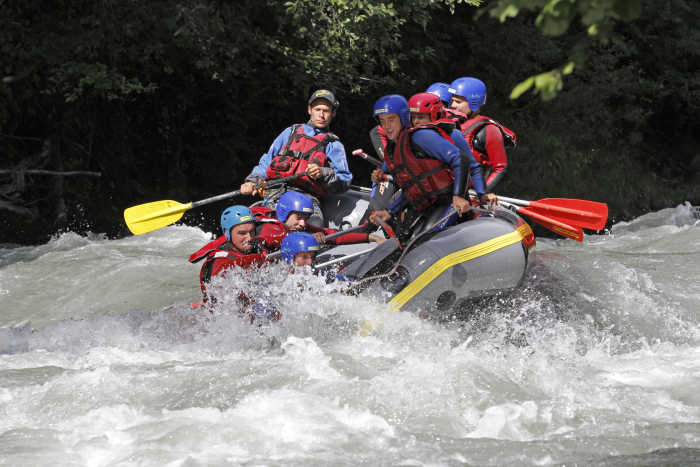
left=240, top=89, right=352, bottom=226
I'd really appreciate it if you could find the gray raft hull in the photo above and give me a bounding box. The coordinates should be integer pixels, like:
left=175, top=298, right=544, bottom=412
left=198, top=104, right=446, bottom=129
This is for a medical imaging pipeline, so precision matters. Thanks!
left=381, top=208, right=532, bottom=313
left=317, top=189, right=534, bottom=314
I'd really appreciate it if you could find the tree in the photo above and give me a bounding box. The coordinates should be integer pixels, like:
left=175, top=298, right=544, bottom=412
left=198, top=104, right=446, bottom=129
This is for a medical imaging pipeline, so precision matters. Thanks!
left=488, top=0, right=643, bottom=99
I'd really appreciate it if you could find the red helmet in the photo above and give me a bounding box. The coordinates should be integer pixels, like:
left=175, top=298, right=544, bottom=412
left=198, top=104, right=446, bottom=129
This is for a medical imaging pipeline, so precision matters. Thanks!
left=408, top=92, right=444, bottom=122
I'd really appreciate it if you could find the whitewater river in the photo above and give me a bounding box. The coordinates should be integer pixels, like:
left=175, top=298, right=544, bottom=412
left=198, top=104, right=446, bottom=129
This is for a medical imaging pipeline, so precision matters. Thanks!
left=1, top=204, right=699, bottom=466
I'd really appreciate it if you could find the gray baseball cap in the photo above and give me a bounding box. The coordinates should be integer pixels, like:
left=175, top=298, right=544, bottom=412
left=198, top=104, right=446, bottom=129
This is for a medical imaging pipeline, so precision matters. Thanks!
left=308, top=89, right=339, bottom=109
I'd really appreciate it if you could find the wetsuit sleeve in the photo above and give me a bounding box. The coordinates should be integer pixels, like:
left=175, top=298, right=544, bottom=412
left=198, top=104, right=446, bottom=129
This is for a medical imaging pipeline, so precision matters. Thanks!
left=331, top=232, right=370, bottom=244
left=484, top=124, right=508, bottom=191
left=319, top=139, right=352, bottom=193
left=257, top=222, right=287, bottom=250
left=245, top=127, right=293, bottom=183
left=451, top=130, right=485, bottom=196
left=307, top=225, right=369, bottom=244
left=412, top=129, right=466, bottom=197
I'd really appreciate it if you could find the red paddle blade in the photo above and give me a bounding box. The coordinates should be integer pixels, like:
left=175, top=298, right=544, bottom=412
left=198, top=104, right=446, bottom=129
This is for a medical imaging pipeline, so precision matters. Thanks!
left=518, top=207, right=584, bottom=242
left=528, top=198, right=608, bottom=231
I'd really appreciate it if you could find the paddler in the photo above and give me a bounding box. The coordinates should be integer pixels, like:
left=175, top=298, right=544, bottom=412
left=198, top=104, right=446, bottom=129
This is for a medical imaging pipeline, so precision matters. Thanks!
left=363, top=90, right=479, bottom=219
left=448, top=77, right=517, bottom=191
left=369, top=93, right=496, bottom=236
left=425, top=82, right=452, bottom=107
left=242, top=232, right=321, bottom=325
left=189, top=205, right=268, bottom=303
left=280, top=232, right=320, bottom=268
left=238, top=89, right=352, bottom=227
left=408, top=91, right=486, bottom=203
left=408, top=92, right=491, bottom=205
left=426, top=81, right=473, bottom=130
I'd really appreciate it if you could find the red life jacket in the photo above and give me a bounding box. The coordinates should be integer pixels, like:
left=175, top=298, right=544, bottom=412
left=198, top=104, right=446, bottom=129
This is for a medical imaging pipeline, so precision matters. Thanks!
left=265, top=124, right=338, bottom=196
left=384, top=121, right=456, bottom=211
left=251, top=205, right=275, bottom=219
left=247, top=205, right=288, bottom=250
left=195, top=245, right=267, bottom=302
left=188, top=206, right=277, bottom=265
left=459, top=115, right=516, bottom=164
left=257, top=222, right=288, bottom=250
left=198, top=247, right=266, bottom=282
left=189, top=235, right=227, bottom=264
left=189, top=210, right=275, bottom=302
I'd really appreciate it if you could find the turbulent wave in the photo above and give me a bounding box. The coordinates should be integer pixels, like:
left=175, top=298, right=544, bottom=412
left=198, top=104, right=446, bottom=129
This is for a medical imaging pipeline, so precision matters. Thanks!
left=1, top=204, right=699, bottom=466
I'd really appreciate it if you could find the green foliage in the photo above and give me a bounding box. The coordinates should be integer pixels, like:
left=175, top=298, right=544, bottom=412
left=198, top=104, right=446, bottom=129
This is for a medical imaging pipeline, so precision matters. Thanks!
left=276, top=0, right=481, bottom=93
left=489, top=0, right=643, bottom=99
left=510, top=62, right=574, bottom=100
left=0, top=0, right=697, bottom=243
left=48, top=62, right=158, bottom=102
left=491, top=0, right=642, bottom=36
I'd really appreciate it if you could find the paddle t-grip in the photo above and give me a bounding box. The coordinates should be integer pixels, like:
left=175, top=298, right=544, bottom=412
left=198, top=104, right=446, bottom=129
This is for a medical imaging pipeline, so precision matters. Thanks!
left=352, top=149, right=384, bottom=168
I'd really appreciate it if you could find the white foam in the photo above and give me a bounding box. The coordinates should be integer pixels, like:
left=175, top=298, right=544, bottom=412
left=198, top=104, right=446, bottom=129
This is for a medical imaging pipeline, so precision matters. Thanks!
left=281, top=336, right=342, bottom=380
left=1, top=209, right=699, bottom=465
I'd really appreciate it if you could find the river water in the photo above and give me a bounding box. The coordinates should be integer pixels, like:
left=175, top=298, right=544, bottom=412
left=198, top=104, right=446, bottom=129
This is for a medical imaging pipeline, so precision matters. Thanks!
left=1, top=203, right=699, bottom=466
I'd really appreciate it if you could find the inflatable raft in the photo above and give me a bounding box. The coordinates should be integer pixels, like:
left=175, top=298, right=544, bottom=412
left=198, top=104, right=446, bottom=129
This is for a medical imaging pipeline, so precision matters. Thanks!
left=316, top=188, right=535, bottom=314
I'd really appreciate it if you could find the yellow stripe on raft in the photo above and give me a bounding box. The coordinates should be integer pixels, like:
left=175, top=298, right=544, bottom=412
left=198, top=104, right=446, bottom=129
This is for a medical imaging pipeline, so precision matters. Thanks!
left=388, top=223, right=533, bottom=311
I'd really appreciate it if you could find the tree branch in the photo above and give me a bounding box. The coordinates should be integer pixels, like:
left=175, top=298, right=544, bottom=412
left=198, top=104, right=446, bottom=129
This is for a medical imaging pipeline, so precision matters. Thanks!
left=0, top=170, right=101, bottom=177
left=0, top=199, right=34, bottom=217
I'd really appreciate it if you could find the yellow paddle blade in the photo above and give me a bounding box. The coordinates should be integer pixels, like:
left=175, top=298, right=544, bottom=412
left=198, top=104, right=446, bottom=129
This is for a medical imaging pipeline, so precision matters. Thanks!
left=123, top=200, right=192, bottom=235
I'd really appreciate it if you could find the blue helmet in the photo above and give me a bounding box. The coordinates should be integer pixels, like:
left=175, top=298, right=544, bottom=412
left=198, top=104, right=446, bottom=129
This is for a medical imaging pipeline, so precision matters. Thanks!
left=448, top=77, right=487, bottom=112
left=373, top=94, right=410, bottom=127
left=426, top=82, right=451, bottom=106
left=221, top=205, right=254, bottom=241
left=280, top=232, right=320, bottom=264
left=276, top=191, right=314, bottom=223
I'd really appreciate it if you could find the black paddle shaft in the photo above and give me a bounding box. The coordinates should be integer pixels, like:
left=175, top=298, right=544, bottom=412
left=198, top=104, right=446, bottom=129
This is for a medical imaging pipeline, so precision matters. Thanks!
left=191, top=174, right=305, bottom=209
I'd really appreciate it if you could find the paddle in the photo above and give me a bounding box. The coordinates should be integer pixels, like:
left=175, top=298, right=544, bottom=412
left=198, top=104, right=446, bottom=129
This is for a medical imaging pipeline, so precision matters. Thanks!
left=352, top=148, right=384, bottom=168
left=353, top=144, right=600, bottom=239
left=351, top=149, right=394, bottom=181
left=497, top=195, right=608, bottom=231
left=312, top=246, right=378, bottom=269
left=513, top=205, right=583, bottom=242
left=310, top=216, right=402, bottom=275
left=124, top=173, right=304, bottom=235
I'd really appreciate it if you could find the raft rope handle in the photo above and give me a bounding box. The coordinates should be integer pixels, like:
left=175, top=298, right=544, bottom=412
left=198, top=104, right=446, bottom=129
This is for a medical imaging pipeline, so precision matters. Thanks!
left=352, top=207, right=458, bottom=287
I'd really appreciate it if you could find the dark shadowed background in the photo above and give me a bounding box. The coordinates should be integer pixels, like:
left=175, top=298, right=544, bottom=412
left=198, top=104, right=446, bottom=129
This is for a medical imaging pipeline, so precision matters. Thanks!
left=2, top=0, right=698, bottom=244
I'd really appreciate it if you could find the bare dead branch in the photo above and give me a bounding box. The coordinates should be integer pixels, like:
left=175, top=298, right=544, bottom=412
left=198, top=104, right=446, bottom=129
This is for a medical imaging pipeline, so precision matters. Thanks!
left=0, top=170, right=101, bottom=177
left=0, top=199, right=34, bottom=217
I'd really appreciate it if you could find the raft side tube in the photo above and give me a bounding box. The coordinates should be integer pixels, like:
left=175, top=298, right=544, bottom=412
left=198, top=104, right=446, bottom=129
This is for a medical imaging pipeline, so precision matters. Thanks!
left=384, top=208, right=531, bottom=313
